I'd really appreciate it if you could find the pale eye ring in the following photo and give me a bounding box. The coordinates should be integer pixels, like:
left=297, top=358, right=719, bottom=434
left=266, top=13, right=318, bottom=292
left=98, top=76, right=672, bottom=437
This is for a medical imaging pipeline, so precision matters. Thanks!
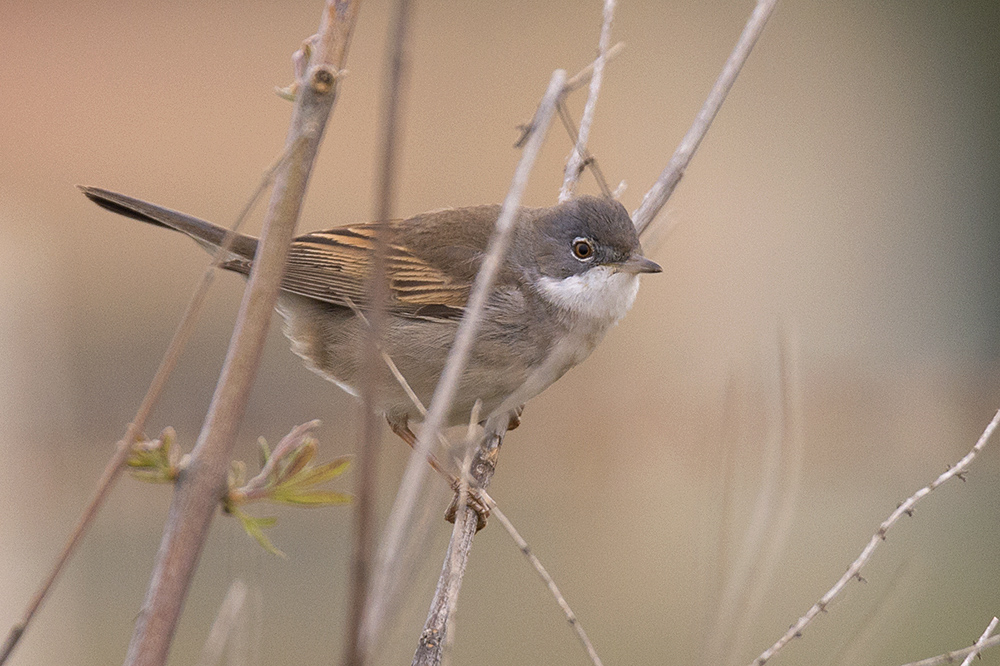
left=571, top=237, right=595, bottom=262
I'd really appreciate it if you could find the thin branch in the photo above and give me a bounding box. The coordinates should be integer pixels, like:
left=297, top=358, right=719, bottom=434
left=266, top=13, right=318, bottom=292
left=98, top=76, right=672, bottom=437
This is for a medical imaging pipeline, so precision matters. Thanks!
left=559, top=0, right=615, bottom=202
left=960, top=617, right=999, bottom=666
left=751, top=408, right=1000, bottom=666
left=897, top=633, right=1000, bottom=666
left=121, top=3, right=362, bottom=665
left=556, top=101, right=613, bottom=198
left=0, top=154, right=289, bottom=666
left=411, top=423, right=507, bottom=666
left=564, top=41, right=624, bottom=93
left=440, top=409, right=481, bottom=666
left=365, top=68, right=567, bottom=648
left=486, top=496, right=604, bottom=666
left=632, top=0, right=777, bottom=237
left=344, top=0, right=413, bottom=664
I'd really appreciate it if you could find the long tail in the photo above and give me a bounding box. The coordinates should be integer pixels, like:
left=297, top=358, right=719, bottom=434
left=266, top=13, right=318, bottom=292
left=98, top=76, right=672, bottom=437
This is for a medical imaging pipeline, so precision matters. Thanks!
left=78, top=186, right=259, bottom=262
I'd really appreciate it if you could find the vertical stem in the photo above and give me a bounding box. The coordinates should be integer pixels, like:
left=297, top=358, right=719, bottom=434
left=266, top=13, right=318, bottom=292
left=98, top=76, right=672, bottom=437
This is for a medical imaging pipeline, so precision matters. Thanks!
left=411, top=428, right=505, bottom=666
left=344, top=0, right=412, bottom=664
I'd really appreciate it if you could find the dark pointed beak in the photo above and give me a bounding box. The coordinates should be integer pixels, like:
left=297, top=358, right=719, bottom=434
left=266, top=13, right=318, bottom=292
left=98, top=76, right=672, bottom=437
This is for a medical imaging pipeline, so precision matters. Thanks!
left=617, top=254, right=662, bottom=275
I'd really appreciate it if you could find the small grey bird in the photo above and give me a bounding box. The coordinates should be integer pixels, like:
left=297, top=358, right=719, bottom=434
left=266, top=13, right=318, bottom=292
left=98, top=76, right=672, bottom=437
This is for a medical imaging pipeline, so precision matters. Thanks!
left=81, top=187, right=661, bottom=445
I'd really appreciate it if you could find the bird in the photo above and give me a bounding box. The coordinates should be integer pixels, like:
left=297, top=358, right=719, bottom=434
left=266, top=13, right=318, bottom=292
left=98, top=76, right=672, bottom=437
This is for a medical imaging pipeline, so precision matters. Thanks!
left=81, top=186, right=660, bottom=461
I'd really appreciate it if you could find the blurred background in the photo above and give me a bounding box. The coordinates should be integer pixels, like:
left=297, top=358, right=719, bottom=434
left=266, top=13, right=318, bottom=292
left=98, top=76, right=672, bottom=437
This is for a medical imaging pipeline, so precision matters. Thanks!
left=1, top=0, right=998, bottom=664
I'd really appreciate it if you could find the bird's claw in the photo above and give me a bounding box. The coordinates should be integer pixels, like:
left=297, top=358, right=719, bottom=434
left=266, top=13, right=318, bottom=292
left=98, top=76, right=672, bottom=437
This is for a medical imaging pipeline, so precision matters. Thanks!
left=444, top=481, right=489, bottom=532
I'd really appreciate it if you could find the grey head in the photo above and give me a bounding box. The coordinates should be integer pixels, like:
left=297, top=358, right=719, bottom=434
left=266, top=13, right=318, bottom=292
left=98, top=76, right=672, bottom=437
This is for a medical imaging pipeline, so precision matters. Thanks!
left=516, top=195, right=662, bottom=325
left=522, top=195, right=661, bottom=280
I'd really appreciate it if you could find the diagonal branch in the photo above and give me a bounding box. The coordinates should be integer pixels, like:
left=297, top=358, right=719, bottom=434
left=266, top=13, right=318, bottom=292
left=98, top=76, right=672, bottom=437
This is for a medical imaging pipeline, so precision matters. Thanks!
left=121, top=2, right=362, bottom=665
left=364, top=68, right=568, bottom=651
left=751, top=408, right=1000, bottom=666
left=897, top=633, right=1000, bottom=666
left=632, top=0, right=777, bottom=237
left=0, top=146, right=292, bottom=666
left=960, top=617, right=999, bottom=666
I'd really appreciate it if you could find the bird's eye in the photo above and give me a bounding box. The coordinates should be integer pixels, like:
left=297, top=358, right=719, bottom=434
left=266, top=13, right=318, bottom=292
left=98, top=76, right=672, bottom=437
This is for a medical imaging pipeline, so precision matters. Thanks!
left=572, top=237, right=595, bottom=261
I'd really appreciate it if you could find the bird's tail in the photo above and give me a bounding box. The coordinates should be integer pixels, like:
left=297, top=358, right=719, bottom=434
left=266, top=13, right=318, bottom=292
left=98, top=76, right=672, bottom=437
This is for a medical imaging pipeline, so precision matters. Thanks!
left=78, top=186, right=258, bottom=262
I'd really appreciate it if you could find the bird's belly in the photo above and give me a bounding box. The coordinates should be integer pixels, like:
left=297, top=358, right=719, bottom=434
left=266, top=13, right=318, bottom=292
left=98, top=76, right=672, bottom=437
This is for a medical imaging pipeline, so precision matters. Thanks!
left=275, top=293, right=539, bottom=427
left=275, top=293, right=612, bottom=431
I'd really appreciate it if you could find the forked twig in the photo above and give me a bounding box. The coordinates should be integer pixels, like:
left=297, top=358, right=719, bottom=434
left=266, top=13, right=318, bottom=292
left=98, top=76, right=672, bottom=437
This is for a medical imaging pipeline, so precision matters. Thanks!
left=406, top=70, right=567, bottom=666
left=959, top=617, right=998, bottom=666
left=632, top=0, right=778, bottom=237
left=751, top=409, right=1000, bottom=666
left=368, top=325, right=603, bottom=666
left=897, top=633, right=1000, bottom=666
left=560, top=0, right=615, bottom=202
left=411, top=422, right=507, bottom=666
left=556, top=101, right=613, bottom=199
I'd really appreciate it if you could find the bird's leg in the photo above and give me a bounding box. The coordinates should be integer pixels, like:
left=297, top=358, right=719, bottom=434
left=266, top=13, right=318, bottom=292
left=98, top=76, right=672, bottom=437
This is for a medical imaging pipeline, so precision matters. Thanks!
left=386, top=415, right=490, bottom=531
left=506, top=405, right=525, bottom=431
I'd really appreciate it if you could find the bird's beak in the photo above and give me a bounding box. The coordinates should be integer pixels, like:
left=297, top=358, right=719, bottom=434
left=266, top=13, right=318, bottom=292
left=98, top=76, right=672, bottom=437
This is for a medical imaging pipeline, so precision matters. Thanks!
left=616, top=254, right=662, bottom=275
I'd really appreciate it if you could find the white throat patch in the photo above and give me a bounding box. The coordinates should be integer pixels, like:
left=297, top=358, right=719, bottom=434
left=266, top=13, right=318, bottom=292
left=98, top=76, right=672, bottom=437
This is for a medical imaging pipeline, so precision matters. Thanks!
left=537, top=265, right=641, bottom=324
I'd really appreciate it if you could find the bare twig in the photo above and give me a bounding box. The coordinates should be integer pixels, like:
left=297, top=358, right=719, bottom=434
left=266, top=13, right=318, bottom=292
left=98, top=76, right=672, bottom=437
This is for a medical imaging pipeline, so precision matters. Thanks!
left=486, top=496, right=604, bottom=666
left=121, top=3, right=362, bottom=665
left=960, top=617, right=999, bottom=666
left=632, top=0, right=777, bottom=237
left=897, top=633, right=1000, bottom=666
left=365, top=68, right=567, bottom=648
left=411, top=423, right=508, bottom=666
left=564, top=41, right=624, bottom=93
left=559, top=0, right=615, bottom=202
left=0, top=155, right=289, bottom=666
left=751, top=408, right=1000, bottom=666
left=344, top=1, right=413, bottom=664
left=440, top=407, right=481, bottom=666
left=556, top=101, right=613, bottom=199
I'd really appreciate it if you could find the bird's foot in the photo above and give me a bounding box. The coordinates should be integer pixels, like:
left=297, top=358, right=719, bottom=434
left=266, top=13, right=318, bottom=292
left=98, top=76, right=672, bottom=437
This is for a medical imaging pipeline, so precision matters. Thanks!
left=444, top=480, right=490, bottom=532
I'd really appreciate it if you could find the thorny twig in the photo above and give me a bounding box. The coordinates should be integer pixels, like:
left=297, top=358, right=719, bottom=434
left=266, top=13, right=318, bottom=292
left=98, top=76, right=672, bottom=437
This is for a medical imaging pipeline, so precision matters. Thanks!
left=896, top=633, right=1000, bottom=666
left=751, top=409, right=1000, bottom=666
left=959, top=617, right=998, bottom=666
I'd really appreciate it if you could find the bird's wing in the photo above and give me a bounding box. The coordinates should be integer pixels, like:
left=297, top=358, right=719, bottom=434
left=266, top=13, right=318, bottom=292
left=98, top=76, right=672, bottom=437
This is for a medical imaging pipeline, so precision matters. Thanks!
left=245, top=223, right=472, bottom=318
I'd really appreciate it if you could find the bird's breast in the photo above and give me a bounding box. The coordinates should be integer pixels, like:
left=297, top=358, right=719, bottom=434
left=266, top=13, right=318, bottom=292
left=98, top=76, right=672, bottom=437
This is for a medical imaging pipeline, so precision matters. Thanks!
left=535, top=267, right=641, bottom=326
